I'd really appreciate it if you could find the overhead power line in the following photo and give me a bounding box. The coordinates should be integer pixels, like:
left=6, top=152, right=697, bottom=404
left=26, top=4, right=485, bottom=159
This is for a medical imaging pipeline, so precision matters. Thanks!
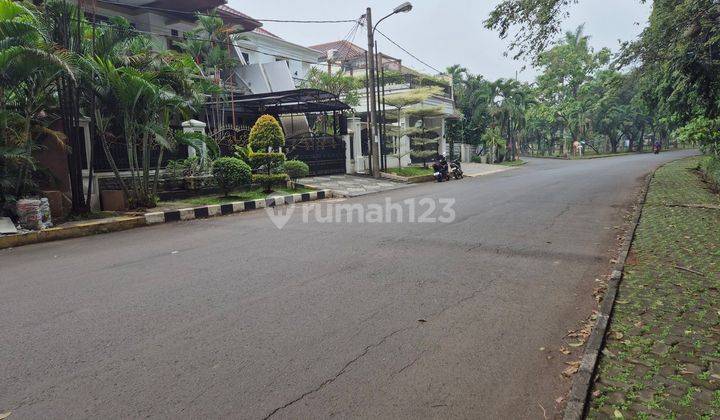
left=373, top=28, right=444, bottom=75
left=255, top=19, right=358, bottom=24
left=80, top=19, right=323, bottom=66
left=95, top=1, right=357, bottom=24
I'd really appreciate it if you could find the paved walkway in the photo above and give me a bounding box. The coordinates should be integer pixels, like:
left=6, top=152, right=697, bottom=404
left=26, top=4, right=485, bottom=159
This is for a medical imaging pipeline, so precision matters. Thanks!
left=300, top=164, right=515, bottom=197
left=297, top=174, right=408, bottom=197
left=461, top=162, right=514, bottom=177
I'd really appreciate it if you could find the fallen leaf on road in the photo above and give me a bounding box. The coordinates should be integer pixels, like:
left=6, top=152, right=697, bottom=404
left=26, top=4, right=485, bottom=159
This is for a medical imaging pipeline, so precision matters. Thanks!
left=614, top=332, right=624, bottom=339
left=616, top=300, right=629, bottom=304
left=539, top=347, right=545, bottom=351
left=614, top=409, right=624, bottom=418
left=559, top=347, right=571, bottom=355
left=555, top=396, right=565, bottom=404
left=562, top=361, right=580, bottom=377
left=568, top=341, right=585, bottom=347
left=0, top=412, right=11, bottom=420
left=417, top=319, right=426, bottom=323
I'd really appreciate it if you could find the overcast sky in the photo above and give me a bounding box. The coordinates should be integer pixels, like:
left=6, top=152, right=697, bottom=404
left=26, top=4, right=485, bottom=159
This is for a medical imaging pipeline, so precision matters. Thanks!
left=228, top=0, right=651, bottom=81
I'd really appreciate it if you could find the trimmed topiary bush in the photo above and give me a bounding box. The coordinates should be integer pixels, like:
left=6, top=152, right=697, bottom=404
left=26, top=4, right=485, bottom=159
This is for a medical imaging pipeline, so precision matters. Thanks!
left=248, top=115, right=288, bottom=192
left=212, top=157, right=251, bottom=197
left=283, top=160, right=309, bottom=186
left=249, top=114, right=285, bottom=152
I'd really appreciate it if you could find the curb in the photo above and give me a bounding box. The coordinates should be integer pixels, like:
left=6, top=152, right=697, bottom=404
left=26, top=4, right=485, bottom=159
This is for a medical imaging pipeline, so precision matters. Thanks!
left=143, top=189, right=331, bottom=225
left=0, top=189, right=332, bottom=250
left=379, top=172, right=435, bottom=184
left=562, top=169, right=655, bottom=420
left=463, top=166, right=514, bottom=178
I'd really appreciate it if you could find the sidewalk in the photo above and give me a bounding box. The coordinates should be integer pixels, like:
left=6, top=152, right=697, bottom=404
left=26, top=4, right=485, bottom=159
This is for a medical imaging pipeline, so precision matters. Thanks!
left=297, top=174, right=409, bottom=197
left=461, top=162, right=514, bottom=177
left=589, top=157, right=720, bottom=418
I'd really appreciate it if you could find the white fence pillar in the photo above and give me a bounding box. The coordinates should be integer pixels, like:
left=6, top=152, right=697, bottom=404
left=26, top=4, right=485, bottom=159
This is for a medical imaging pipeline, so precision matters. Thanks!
left=181, top=119, right=207, bottom=158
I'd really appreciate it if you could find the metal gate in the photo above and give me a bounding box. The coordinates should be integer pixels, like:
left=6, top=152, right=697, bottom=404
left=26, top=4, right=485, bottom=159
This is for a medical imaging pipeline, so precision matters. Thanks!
left=286, top=135, right=346, bottom=176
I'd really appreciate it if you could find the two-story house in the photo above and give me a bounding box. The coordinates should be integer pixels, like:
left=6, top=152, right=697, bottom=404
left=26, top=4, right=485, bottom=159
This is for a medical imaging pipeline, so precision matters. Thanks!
left=309, top=40, right=456, bottom=171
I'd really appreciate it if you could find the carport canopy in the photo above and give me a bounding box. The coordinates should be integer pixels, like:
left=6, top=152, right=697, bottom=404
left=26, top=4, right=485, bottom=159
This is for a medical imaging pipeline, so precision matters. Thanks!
left=207, top=88, right=351, bottom=115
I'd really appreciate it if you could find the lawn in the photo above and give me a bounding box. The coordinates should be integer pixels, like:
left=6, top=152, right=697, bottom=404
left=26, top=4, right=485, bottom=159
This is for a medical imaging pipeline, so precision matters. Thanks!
left=499, top=159, right=526, bottom=167
left=385, top=166, right=434, bottom=177
left=588, top=157, right=720, bottom=419
left=158, top=186, right=315, bottom=207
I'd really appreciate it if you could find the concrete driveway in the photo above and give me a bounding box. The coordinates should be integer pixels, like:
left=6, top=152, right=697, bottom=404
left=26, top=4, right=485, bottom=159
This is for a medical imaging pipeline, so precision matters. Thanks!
left=0, top=150, right=696, bottom=418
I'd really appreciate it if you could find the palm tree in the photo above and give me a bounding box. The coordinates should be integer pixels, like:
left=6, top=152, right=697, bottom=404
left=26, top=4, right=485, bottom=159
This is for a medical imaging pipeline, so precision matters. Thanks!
left=446, top=64, right=467, bottom=88
left=0, top=0, right=76, bottom=210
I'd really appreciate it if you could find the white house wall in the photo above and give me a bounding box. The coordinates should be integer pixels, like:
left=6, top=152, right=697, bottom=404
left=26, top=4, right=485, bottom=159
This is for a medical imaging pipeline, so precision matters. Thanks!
left=234, top=32, right=320, bottom=81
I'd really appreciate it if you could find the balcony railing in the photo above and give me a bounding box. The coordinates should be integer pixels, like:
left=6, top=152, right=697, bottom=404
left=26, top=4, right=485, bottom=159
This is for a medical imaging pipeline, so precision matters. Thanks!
left=361, top=73, right=452, bottom=98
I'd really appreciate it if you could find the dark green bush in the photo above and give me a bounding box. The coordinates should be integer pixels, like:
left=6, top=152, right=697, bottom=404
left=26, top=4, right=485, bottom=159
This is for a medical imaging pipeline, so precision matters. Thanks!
left=212, top=157, right=251, bottom=196
left=283, top=160, right=310, bottom=183
left=699, top=156, right=720, bottom=192
left=252, top=173, right=289, bottom=192
left=249, top=152, right=286, bottom=170
left=471, top=155, right=483, bottom=163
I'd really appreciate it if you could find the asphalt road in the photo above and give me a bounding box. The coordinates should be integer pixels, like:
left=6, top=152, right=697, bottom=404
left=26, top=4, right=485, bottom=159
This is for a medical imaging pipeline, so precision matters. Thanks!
left=0, top=150, right=695, bottom=419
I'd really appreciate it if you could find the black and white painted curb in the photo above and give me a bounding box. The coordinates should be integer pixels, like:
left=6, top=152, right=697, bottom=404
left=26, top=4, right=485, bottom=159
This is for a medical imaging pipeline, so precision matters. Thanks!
left=562, top=170, right=655, bottom=420
left=143, top=189, right=332, bottom=225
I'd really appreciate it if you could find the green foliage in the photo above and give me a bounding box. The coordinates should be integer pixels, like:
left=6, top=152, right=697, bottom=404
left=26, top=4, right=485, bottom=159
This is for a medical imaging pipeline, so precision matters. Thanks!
left=482, top=126, right=507, bottom=163
left=252, top=173, right=288, bottom=191
left=283, top=160, right=309, bottom=182
left=485, top=0, right=577, bottom=62
left=699, top=156, right=720, bottom=191
left=249, top=114, right=285, bottom=152
left=0, top=0, right=77, bottom=214
left=234, top=144, right=252, bottom=164
left=247, top=115, right=287, bottom=192
left=164, top=156, right=208, bottom=179
left=676, top=117, right=720, bottom=157
left=357, top=70, right=451, bottom=90
left=249, top=152, right=286, bottom=170
left=211, top=157, right=251, bottom=196
left=301, top=68, right=361, bottom=107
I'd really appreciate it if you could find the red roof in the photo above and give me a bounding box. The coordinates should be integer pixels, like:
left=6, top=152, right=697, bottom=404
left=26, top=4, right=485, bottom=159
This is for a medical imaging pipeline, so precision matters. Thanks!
left=215, top=4, right=262, bottom=32
left=309, top=40, right=400, bottom=64
left=253, top=27, right=280, bottom=39
left=309, top=40, right=366, bottom=61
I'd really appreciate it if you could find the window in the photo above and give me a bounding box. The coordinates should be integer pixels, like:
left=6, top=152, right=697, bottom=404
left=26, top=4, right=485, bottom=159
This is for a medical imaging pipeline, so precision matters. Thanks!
left=241, top=52, right=250, bottom=64
left=167, top=29, right=182, bottom=52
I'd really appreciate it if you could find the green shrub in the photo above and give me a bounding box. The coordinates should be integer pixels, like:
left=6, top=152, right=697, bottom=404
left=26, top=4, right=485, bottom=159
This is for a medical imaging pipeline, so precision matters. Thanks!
left=676, top=116, right=720, bottom=157
left=249, top=152, right=286, bottom=169
left=249, top=114, right=285, bottom=152
left=212, top=157, right=251, bottom=196
left=252, top=173, right=288, bottom=191
left=247, top=115, right=288, bottom=192
left=283, top=160, right=310, bottom=183
left=700, top=156, right=720, bottom=191
left=471, top=155, right=483, bottom=163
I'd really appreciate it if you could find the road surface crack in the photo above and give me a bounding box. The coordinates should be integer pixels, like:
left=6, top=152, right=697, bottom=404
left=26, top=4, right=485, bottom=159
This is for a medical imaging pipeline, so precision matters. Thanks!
left=391, top=349, right=427, bottom=378
left=262, top=326, right=411, bottom=419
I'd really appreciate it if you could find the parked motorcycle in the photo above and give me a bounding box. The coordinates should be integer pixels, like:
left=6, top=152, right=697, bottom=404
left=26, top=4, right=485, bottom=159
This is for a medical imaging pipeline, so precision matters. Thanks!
left=449, top=159, right=464, bottom=179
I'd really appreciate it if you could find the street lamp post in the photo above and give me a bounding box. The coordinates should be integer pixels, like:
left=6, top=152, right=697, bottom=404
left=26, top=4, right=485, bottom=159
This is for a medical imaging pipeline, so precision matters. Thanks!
left=365, top=2, right=412, bottom=178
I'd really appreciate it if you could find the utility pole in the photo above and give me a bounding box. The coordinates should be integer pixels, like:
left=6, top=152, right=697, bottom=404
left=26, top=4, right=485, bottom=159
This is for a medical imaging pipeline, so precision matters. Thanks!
left=365, top=7, right=380, bottom=178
